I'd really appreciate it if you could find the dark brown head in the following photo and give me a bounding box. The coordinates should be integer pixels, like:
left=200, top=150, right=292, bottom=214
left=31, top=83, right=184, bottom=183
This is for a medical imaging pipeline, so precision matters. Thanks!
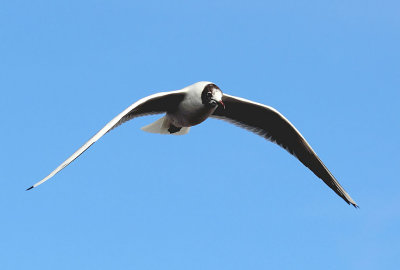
left=201, top=83, right=225, bottom=109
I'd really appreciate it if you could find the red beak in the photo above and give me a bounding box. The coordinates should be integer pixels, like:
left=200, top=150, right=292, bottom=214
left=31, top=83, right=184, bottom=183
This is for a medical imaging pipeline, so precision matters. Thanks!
left=218, top=100, right=225, bottom=109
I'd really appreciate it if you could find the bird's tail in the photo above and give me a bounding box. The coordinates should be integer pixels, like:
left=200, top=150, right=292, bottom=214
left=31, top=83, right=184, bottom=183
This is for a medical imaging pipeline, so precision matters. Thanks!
left=141, top=116, right=190, bottom=135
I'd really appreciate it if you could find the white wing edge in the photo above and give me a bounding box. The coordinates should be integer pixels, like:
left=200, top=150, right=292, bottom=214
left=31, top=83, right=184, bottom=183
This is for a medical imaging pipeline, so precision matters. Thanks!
left=27, top=89, right=185, bottom=190
left=216, top=94, right=358, bottom=207
left=221, top=94, right=318, bottom=153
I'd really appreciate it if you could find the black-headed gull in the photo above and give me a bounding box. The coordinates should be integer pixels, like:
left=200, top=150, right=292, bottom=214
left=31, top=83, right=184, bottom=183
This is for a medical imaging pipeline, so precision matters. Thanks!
left=28, top=81, right=358, bottom=207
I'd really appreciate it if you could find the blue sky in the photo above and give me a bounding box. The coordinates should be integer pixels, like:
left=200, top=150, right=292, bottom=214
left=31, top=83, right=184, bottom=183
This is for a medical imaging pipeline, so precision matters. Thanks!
left=1, top=1, right=399, bottom=269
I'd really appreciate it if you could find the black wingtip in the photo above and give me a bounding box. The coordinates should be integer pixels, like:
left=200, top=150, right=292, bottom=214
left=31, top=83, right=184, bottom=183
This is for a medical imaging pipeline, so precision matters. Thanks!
left=26, top=186, right=34, bottom=191
left=351, top=203, right=359, bottom=209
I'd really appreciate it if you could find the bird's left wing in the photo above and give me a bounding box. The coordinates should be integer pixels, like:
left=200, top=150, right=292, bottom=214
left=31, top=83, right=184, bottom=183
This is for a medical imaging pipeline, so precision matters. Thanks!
left=211, top=93, right=357, bottom=207
left=27, top=90, right=186, bottom=190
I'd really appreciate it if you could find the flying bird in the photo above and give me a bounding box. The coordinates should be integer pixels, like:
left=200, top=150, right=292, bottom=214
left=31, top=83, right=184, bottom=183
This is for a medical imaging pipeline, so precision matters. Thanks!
left=27, top=81, right=358, bottom=207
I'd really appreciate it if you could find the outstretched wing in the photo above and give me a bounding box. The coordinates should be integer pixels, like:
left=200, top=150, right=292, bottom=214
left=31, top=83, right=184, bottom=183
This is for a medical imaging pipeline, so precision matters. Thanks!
left=28, top=90, right=186, bottom=190
left=212, top=94, right=357, bottom=207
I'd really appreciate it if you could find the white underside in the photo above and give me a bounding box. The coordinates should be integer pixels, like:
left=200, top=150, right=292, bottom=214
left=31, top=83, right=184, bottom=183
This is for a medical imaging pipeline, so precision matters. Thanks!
left=141, top=116, right=190, bottom=135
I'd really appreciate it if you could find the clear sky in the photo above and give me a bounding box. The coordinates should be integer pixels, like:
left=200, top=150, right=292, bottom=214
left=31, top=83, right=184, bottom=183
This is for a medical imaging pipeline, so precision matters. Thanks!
left=1, top=1, right=399, bottom=269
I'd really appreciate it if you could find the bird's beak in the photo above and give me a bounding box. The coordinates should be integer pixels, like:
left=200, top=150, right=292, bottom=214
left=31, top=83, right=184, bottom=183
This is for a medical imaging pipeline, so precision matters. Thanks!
left=218, top=100, right=225, bottom=109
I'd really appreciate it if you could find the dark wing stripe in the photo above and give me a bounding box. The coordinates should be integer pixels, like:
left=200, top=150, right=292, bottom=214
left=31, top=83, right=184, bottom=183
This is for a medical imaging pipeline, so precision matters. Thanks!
left=111, top=92, right=185, bottom=130
left=28, top=91, right=186, bottom=189
left=212, top=94, right=357, bottom=207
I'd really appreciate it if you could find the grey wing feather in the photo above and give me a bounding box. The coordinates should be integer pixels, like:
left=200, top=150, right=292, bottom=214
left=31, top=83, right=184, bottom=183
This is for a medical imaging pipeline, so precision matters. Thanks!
left=28, top=90, right=185, bottom=190
left=212, top=94, right=358, bottom=207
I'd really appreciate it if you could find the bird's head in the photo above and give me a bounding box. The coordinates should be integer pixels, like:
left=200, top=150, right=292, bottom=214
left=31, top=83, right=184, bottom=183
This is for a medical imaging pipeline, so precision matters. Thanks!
left=201, top=83, right=225, bottom=109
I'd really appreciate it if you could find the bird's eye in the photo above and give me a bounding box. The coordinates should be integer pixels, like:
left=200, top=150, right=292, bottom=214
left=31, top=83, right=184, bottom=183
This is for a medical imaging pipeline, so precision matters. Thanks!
left=207, top=92, right=212, bottom=98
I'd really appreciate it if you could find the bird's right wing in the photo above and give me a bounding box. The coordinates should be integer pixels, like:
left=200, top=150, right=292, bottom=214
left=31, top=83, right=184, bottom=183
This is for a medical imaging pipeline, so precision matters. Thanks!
left=212, top=94, right=358, bottom=207
left=27, top=90, right=186, bottom=190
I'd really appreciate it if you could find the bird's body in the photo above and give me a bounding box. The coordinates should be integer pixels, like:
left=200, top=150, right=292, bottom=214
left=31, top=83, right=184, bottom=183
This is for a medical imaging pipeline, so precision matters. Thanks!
left=28, top=81, right=358, bottom=207
left=167, top=82, right=218, bottom=128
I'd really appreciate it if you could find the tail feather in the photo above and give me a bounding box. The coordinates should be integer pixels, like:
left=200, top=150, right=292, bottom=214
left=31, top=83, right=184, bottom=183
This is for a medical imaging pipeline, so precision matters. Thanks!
left=141, top=116, right=190, bottom=135
left=141, top=116, right=170, bottom=134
